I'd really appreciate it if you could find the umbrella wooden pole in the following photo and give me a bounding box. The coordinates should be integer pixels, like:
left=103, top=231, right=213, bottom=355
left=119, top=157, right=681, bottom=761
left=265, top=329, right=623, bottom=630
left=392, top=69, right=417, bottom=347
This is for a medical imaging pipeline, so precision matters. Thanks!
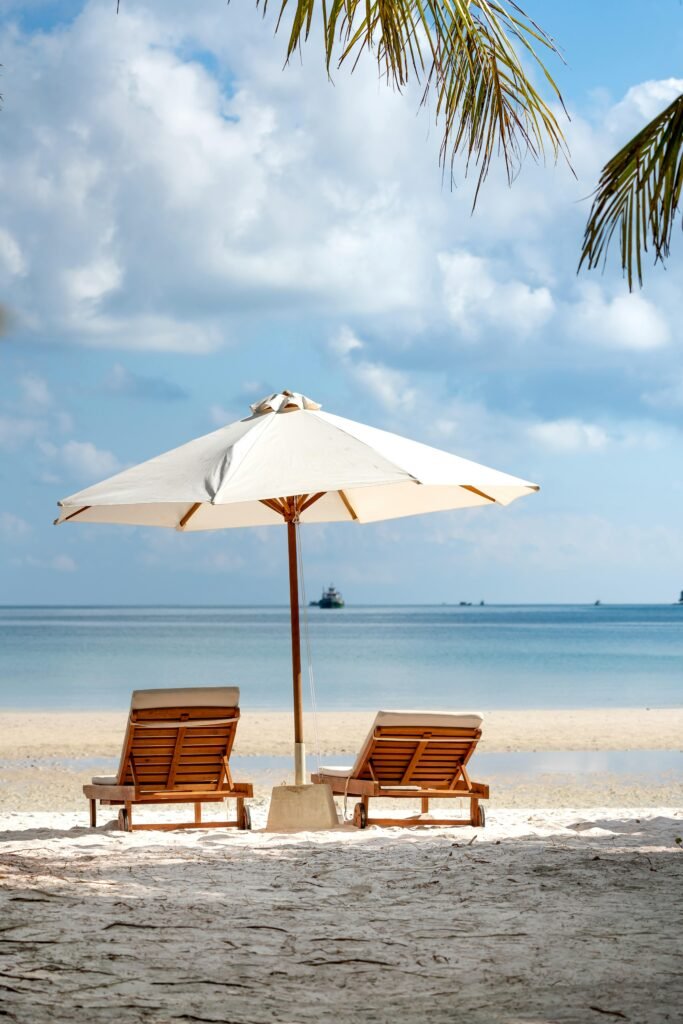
left=287, top=520, right=306, bottom=785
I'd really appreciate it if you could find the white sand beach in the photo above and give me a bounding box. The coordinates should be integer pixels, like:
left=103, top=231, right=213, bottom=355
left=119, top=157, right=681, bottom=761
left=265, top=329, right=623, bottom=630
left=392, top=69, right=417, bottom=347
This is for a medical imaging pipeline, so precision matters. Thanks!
left=1, top=806, right=681, bottom=1023
left=1, top=707, right=681, bottom=1022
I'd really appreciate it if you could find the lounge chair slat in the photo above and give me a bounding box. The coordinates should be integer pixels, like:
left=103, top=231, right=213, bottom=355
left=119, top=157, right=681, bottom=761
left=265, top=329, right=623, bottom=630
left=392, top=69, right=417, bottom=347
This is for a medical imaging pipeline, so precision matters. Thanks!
left=134, top=706, right=237, bottom=719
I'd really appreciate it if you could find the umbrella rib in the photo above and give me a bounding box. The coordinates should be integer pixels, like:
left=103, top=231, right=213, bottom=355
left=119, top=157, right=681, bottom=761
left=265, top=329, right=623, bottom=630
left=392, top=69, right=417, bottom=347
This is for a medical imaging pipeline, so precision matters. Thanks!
left=338, top=490, right=359, bottom=521
left=260, top=498, right=287, bottom=518
left=54, top=505, right=90, bottom=525
left=178, top=502, right=202, bottom=530
left=299, top=492, right=326, bottom=514
left=462, top=485, right=498, bottom=504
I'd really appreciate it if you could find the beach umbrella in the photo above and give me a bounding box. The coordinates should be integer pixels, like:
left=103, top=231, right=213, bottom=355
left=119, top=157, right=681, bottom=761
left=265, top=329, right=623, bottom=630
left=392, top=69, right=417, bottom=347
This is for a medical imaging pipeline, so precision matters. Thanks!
left=55, top=389, right=538, bottom=785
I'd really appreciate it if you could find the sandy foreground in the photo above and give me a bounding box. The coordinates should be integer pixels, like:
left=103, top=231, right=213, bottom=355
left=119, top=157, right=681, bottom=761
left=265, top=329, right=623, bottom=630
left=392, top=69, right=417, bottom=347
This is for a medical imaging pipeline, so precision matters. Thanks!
left=0, top=805, right=681, bottom=1023
left=1, top=710, right=681, bottom=1021
left=1, top=707, right=682, bottom=811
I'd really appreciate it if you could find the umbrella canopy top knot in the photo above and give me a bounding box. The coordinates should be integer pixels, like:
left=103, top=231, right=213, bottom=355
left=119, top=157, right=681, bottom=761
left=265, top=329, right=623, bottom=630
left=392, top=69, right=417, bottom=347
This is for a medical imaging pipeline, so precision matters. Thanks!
left=250, top=390, right=322, bottom=415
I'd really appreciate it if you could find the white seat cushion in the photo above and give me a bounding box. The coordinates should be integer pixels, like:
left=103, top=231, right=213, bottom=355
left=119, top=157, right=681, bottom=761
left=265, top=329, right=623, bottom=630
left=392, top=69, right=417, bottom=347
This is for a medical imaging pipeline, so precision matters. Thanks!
left=131, top=686, right=240, bottom=710
left=375, top=710, right=483, bottom=730
left=318, top=766, right=354, bottom=778
left=91, top=775, right=117, bottom=786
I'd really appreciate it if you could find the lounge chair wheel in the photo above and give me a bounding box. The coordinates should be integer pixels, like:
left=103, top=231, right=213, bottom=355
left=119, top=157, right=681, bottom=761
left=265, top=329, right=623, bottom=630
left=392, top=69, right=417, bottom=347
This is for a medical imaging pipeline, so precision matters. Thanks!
left=117, top=808, right=130, bottom=832
left=477, top=806, right=486, bottom=828
left=238, top=806, right=252, bottom=831
left=353, top=803, right=367, bottom=829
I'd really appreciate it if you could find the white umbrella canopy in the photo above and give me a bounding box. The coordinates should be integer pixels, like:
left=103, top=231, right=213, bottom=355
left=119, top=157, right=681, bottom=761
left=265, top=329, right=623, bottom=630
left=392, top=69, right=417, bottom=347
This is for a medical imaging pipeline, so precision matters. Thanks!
left=56, top=390, right=537, bottom=528
left=55, top=389, right=539, bottom=784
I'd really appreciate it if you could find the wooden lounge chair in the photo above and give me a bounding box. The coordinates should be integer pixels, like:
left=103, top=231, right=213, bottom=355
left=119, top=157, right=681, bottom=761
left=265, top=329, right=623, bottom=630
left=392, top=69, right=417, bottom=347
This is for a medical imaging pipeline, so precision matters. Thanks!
left=312, top=711, right=488, bottom=828
left=83, top=686, right=253, bottom=832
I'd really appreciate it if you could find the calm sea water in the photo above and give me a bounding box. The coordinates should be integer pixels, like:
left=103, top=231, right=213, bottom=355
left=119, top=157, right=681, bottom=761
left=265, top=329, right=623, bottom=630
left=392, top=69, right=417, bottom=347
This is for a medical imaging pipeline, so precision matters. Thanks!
left=0, top=605, right=680, bottom=711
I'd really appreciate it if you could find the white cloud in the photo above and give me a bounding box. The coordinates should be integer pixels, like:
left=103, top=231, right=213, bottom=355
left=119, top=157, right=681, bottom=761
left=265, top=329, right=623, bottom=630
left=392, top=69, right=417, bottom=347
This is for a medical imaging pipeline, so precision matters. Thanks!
left=41, top=439, right=121, bottom=480
left=0, top=414, right=41, bottom=450
left=68, top=313, right=223, bottom=354
left=0, top=228, right=26, bottom=277
left=438, top=251, right=555, bottom=339
left=0, top=512, right=31, bottom=540
left=569, top=284, right=670, bottom=351
left=607, top=78, right=683, bottom=138
left=642, top=375, right=683, bottom=411
left=528, top=418, right=609, bottom=452
left=140, top=529, right=246, bottom=574
left=429, top=511, right=683, bottom=573
left=329, top=327, right=418, bottom=413
left=65, top=255, right=122, bottom=307
left=19, top=373, right=52, bottom=411
left=329, top=327, right=364, bottom=358
left=352, top=360, right=418, bottom=414
left=0, top=3, right=441, bottom=351
left=60, top=440, right=120, bottom=479
left=0, top=0, right=679, bottom=383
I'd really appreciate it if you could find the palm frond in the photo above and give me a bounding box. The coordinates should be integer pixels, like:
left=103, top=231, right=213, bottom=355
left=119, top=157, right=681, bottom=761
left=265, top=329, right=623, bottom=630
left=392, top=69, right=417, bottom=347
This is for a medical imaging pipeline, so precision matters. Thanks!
left=579, top=93, right=683, bottom=289
left=257, top=1, right=570, bottom=205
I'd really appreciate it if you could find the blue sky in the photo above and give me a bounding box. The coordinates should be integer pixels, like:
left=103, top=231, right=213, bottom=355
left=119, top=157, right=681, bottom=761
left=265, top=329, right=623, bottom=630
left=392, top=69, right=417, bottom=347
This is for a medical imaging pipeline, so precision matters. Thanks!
left=0, top=0, right=682, bottom=605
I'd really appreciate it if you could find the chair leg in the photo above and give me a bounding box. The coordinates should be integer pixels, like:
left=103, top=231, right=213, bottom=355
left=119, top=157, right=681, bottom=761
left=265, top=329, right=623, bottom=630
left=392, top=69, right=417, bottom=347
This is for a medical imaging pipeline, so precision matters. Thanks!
left=125, top=801, right=133, bottom=832
left=89, top=799, right=97, bottom=828
left=194, top=802, right=202, bottom=825
left=470, top=797, right=479, bottom=826
left=236, top=797, right=244, bottom=825
left=421, top=797, right=429, bottom=814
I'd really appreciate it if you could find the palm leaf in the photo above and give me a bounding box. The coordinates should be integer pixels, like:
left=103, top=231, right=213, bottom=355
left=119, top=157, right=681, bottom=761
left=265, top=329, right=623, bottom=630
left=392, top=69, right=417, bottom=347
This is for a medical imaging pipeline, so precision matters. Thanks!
left=579, top=93, right=683, bottom=289
left=257, top=1, right=570, bottom=205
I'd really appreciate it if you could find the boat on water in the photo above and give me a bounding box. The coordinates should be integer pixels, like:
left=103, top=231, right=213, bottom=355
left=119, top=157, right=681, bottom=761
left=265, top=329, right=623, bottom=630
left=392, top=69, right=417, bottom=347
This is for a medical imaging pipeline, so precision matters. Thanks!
left=677, top=591, right=683, bottom=605
left=310, top=585, right=345, bottom=609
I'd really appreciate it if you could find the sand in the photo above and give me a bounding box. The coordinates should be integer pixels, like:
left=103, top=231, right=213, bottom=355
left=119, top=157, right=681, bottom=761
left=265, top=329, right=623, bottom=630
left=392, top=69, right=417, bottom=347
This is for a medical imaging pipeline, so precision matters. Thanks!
left=3, top=706, right=682, bottom=759
left=1, top=708, right=681, bottom=1021
left=1, top=806, right=681, bottom=1023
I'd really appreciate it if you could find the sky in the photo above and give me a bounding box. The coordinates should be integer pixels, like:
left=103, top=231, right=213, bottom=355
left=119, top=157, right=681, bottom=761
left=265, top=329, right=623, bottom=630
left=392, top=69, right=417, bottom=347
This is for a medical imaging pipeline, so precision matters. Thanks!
left=0, top=0, right=682, bottom=605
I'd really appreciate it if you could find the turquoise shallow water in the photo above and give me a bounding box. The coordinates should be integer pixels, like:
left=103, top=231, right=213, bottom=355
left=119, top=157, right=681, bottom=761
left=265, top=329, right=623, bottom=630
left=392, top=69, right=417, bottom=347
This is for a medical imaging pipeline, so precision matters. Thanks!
left=0, top=604, right=681, bottom=711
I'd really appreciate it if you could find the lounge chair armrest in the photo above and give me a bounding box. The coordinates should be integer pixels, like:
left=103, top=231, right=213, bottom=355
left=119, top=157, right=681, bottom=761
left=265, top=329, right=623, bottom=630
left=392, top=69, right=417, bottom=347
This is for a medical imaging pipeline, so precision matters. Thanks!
left=83, top=784, right=136, bottom=800
left=312, top=773, right=376, bottom=796
left=230, top=782, right=253, bottom=796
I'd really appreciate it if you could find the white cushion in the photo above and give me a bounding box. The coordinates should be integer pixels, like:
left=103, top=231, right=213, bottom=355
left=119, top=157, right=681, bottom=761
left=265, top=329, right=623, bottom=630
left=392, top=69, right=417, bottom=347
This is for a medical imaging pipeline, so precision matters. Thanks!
left=131, top=686, right=240, bottom=710
left=375, top=710, right=483, bottom=730
left=91, top=775, right=117, bottom=786
left=318, top=766, right=354, bottom=778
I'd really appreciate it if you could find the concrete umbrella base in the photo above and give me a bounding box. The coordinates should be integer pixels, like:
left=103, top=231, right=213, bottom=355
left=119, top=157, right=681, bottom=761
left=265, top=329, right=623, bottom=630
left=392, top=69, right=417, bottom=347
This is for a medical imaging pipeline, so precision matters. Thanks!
left=265, top=783, right=340, bottom=832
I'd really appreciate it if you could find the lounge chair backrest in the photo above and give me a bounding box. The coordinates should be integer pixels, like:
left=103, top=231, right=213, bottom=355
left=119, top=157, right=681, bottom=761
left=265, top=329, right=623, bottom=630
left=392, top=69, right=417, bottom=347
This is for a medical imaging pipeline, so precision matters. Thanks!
left=116, top=686, right=241, bottom=794
left=350, top=710, right=483, bottom=789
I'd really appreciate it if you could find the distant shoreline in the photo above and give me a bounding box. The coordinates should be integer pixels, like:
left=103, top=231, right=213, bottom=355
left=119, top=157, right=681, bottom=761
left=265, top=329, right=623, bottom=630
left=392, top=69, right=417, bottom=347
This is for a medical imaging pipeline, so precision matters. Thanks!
left=1, top=602, right=681, bottom=609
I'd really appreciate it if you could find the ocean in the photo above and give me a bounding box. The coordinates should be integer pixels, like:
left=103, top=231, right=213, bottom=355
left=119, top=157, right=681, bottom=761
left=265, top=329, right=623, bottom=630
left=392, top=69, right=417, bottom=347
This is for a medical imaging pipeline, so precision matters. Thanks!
left=0, top=604, right=681, bottom=711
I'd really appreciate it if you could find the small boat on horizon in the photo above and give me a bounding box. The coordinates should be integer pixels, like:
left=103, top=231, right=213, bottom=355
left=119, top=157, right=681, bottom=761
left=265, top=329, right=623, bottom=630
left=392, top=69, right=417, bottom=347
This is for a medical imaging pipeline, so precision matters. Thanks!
left=310, top=585, right=345, bottom=609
